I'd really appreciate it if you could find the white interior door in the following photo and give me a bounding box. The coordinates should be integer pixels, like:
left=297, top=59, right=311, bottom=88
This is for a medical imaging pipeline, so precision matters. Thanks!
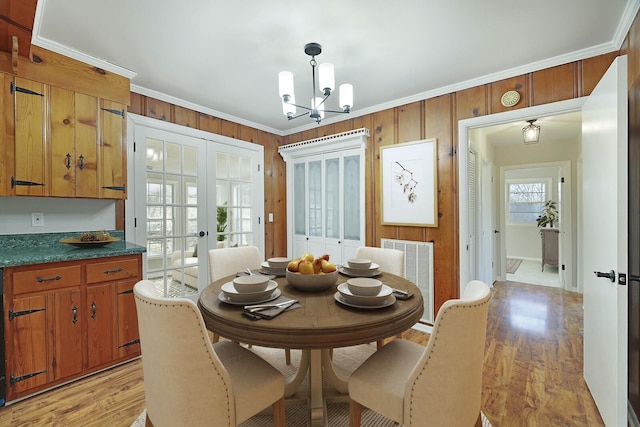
left=582, top=55, right=628, bottom=426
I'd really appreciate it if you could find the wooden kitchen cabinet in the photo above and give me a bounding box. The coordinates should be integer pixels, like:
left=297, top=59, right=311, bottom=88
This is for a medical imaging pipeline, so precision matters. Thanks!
left=4, top=254, right=142, bottom=401
left=0, top=73, right=127, bottom=199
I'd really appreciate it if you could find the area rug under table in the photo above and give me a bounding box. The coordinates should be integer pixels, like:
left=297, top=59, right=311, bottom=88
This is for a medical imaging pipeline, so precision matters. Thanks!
left=131, top=343, right=493, bottom=426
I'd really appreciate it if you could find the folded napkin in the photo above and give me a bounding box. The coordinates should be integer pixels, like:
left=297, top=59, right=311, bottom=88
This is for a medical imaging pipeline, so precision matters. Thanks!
left=242, top=296, right=301, bottom=320
left=236, top=271, right=276, bottom=280
left=391, top=288, right=414, bottom=300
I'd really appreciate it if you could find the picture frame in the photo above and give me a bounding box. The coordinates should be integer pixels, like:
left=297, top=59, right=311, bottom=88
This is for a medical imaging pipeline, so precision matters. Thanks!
left=380, top=138, right=438, bottom=227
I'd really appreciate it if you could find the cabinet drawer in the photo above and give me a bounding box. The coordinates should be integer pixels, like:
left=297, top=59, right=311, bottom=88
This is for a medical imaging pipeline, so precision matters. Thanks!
left=86, top=257, right=139, bottom=284
left=13, top=265, right=82, bottom=295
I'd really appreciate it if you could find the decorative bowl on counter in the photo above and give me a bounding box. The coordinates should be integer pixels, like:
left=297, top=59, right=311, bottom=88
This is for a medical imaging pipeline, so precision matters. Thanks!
left=285, top=269, right=339, bottom=292
left=59, top=237, right=120, bottom=247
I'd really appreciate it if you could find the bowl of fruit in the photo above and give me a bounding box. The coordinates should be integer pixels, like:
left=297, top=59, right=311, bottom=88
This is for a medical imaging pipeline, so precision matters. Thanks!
left=285, top=253, right=338, bottom=292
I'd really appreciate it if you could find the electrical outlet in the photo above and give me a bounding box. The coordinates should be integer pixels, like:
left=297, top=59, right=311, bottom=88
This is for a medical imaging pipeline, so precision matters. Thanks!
left=32, top=212, right=44, bottom=227
left=268, top=212, right=274, bottom=222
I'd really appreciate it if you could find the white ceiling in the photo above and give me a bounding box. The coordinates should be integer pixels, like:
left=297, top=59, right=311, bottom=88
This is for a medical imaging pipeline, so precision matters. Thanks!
left=32, top=0, right=638, bottom=136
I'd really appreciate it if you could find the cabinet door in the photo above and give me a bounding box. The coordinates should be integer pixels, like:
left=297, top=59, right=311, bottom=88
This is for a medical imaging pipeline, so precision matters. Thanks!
left=0, top=72, right=14, bottom=195
left=8, top=294, right=49, bottom=397
left=50, top=86, right=76, bottom=197
left=99, top=100, right=126, bottom=199
left=86, top=283, right=115, bottom=369
left=74, top=92, right=99, bottom=197
left=13, top=77, right=46, bottom=196
left=115, top=279, right=140, bottom=358
left=52, top=289, right=84, bottom=380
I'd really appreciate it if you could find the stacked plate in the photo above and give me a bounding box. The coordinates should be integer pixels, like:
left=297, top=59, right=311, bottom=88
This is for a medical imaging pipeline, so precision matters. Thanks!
left=334, top=280, right=396, bottom=309
left=259, top=257, right=290, bottom=276
left=339, top=258, right=382, bottom=277
left=218, top=279, right=280, bottom=305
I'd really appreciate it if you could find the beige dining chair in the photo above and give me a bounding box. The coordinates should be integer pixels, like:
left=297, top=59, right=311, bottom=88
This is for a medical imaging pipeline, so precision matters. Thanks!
left=133, top=280, right=285, bottom=427
left=208, top=246, right=293, bottom=364
left=354, top=246, right=404, bottom=277
left=348, top=280, right=491, bottom=427
left=355, top=245, right=405, bottom=348
left=208, top=245, right=263, bottom=282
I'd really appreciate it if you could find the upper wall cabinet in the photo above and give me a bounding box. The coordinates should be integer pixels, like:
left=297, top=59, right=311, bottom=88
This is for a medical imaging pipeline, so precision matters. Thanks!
left=0, top=74, right=127, bottom=199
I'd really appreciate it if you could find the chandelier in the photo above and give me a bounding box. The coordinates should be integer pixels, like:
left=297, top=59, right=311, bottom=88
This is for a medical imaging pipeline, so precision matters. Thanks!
left=278, top=43, right=353, bottom=124
left=522, top=119, right=541, bottom=144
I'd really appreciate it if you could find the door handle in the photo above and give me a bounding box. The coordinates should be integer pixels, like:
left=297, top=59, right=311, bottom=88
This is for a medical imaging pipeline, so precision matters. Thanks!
left=620, top=273, right=640, bottom=286
left=594, top=270, right=616, bottom=282
left=493, top=230, right=499, bottom=234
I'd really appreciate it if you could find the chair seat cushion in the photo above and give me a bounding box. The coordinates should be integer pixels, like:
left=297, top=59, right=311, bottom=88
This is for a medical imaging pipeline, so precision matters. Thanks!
left=349, top=339, right=424, bottom=423
left=213, top=341, right=284, bottom=424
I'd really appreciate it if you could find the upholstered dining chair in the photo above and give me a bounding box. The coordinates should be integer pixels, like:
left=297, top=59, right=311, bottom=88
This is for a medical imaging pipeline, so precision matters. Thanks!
left=208, top=246, right=293, bottom=364
left=208, top=245, right=263, bottom=282
left=133, top=280, right=285, bottom=427
left=354, top=246, right=404, bottom=277
left=348, top=280, right=491, bottom=427
left=355, top=246, right=405, bottom=348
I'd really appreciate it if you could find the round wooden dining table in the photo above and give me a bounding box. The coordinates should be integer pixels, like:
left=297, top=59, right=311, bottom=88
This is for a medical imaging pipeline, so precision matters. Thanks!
left=198, top=271, right=424, bottom=427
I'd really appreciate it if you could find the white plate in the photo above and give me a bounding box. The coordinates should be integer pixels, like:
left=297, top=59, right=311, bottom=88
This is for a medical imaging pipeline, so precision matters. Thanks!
left=343, top=262, right=379, bottom=271
left=221, top=280, right=278, bottom=302
left=334, top=292, right=396, bottom=309
left=337, top=283, right=392, bottom=305
left=218, top=288, right=281, bottom=306
left=338, top=267, right=382, bottom=278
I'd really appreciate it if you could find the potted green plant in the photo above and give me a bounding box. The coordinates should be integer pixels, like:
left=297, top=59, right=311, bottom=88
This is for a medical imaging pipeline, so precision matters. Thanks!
left=536, top=200, right=558, bottom=228
left=217, top=202, right=228, bottom=242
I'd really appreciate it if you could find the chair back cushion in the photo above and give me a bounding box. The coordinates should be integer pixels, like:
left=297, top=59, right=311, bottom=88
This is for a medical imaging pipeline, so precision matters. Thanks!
left=209, top=246, right=263, bottom=282
left=355, top=246, right=404, bottom=276
left=134, top=280, right=237, bottom=426
left=405, top=280, right=491, bottom=426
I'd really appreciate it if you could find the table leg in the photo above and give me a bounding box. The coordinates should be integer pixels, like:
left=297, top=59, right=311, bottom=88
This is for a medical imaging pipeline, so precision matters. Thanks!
left=309, top=349, right=326, bottom=426
left=321, top=348, right=349, bottom=393
left=284, top=349, right=310, bottom=397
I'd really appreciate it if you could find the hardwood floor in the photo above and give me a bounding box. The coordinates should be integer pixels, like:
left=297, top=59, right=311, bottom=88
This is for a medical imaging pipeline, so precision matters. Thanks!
left=0, top=280, right=603, bottom=426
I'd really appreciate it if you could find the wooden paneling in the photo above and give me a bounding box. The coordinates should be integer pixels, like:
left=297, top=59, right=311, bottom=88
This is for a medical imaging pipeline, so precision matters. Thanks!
left=0, top=47, right=130, bottom=105
left=0, top=0, right=37, bottom=57
left=456, top=85, right=488, bottom=120
left=490, top=75, right=527, bottom=114
left=582, top=53, right=618, bottom=96
left=220, top=118, right=239, bottom=139
left=145, top=97, right=171, bottom=122
left=197, top=112, right=220, bottom=134
left=532, top=63, right=578, bottom=105
left=174, top=105, right=196, bottom=128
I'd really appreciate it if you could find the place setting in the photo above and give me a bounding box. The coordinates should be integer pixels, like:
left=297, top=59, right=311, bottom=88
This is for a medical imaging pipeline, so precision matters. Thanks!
left=334, top=277, right=396, bottom=309
left=217, top=274, right=281, bottom=305
left=338, top=258, right=382, bottom=278
left=258, top=257, right=290, bottom=276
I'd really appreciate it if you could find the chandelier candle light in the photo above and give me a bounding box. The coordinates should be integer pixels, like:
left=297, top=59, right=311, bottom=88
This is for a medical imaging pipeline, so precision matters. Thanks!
left=278, top=42, right=353, bottom=124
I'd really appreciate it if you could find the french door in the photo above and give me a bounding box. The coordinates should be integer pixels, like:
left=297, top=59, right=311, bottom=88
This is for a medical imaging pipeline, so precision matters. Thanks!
left=127, top=115, right=264, bottom=299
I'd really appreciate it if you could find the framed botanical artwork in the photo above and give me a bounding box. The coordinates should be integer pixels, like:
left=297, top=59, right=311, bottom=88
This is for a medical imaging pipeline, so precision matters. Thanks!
left=380, top=138, right=438, bottom=227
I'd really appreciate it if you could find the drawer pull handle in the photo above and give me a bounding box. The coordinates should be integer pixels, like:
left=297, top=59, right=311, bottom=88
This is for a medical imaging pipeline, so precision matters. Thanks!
left=91, top=301, right=97, bottom=319
left=72, top=305, right=78, bottom=324
left=103, top=267, right=123, bottom=275
left=36, top=275, right=62, bottom=283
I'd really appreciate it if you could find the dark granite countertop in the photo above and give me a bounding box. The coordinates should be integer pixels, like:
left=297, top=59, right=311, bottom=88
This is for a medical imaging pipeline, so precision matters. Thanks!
left=0, top=231, right=146, bottom=268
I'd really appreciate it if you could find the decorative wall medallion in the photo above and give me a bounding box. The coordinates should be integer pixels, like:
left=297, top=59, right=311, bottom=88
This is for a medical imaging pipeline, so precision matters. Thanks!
left=500, top=90, right=520, bottom=107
